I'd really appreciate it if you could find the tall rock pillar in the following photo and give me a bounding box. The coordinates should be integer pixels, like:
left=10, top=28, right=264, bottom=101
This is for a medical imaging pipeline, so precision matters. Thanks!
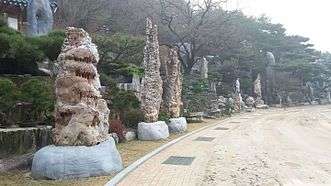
left=160, top=45, right=187, bottom=133
left=138, top=18, right=169, bottom=140
left=265, top=51, right=276, bottom=105
left=254, top=74, right=265, bottom=106
left=234, top=78, right=243, bottom=112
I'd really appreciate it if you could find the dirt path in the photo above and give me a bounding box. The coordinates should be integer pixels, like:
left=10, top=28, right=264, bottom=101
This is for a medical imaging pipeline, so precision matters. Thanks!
left=201, top=105, right=331, bottom=186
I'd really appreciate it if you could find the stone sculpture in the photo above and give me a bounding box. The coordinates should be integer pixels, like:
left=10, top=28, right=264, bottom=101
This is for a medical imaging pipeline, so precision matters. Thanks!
left=31, top=27, right=123, bottom=180
left=140, top=18, right=163, bottom=123
left=160, top=45, right=187, bottom=133
left=266, top=51, right=276, bottom=104
left=138, top=18, right=169, bottom=140
left=160, top=45, right=182, bottom=118
left=191, top=57, right=209, bottom=79
left=254, top=74, right=265, bottom=106
left=200, top=57, right=209, bottom=79
left=245, top=96, right=255, bottom=108
left=234, top=78, right=243, bottom=111
left=53, top=27, right=110, bottom=146
left=27, top=0, right=54, bottom=36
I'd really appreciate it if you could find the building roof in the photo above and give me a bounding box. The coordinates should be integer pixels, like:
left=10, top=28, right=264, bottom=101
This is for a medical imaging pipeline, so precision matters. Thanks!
left=0, top=0, right=28, bottom=7
left=0, top=0, right=57, bottom=11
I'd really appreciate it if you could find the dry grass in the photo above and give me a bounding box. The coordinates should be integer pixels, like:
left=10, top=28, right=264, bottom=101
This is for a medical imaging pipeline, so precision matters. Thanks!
left=0, top=119, right=221, bottom=186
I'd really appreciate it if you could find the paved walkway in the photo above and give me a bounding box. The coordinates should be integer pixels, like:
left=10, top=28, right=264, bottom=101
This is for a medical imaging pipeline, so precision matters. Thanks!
left=117, top=106, right=331, bottom=186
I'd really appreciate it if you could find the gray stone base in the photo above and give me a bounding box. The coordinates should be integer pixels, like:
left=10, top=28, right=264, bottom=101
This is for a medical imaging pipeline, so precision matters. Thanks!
left=168, top=117, right=187, bottom=133
left=256, top=104, right=269, bottom=109
left=138, top=121, right=169, bottom=141
left=31, top=138, right=123, bottom=180
left=245, top=107, right=256, bottom=112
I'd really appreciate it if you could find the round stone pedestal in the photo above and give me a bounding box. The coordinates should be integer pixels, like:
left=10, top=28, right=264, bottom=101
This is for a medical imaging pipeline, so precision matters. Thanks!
left=137, top=121, right=169, bottom=141
left=31, top=138, right=123, bottom=180
left=168, top=117, right=187, bottom=133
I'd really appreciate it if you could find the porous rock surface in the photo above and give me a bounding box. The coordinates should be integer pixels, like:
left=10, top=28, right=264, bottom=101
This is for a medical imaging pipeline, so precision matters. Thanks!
left=254, top=74, right=265, bottom=106
left=168, top=117, right=187, bottom=133
left=245, top=96, right=255, bottom=108
left=31, top=138, right=123, bottom=180
left=138, top=121, right=169, bottom=141
left=140, top=18, right=163, bottom=123
left=160, top=45, right=182, bottom=118
left=53, top=27, right=110, bottom=146
left=234, top=78, right=243, bottom=111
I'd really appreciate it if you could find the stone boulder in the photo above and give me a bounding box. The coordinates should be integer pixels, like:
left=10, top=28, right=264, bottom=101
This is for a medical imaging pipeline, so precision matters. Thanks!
left=168, top=117, right=187, bottom=133
left=245, top=96, right=255, bottom=108
left=137, top=121, right=169, bottom=141
left=124, top=131, right=136, bottom=142
left=31, top=138, right=123, bottom=180
left=256, top=105, right=269, bottom=109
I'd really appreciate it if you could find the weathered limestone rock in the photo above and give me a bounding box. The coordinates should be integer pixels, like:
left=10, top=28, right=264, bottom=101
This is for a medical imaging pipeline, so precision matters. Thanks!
left=53, top=27, right=110, bottom=146
left=254, top=74, right=265, bottom=106
left=137, top=121, right=169, bottom=141
left=31, top=138, right=123, bottom=180
left=186, top=112, right=204, bottom=123
left=168, top=117, right=187, bottom=133
left=27, top=0, right=54, bottom=36
left=254, top=74, right=262, bottom=98
left=266, top=52, right=276, bottom=104
left=191, top=57, right=209, bottom=79
left=160, top=45, right=182, bottom=118
left=245, top=96, right=255, bottom=108
left=124, top=131, right=136, bottom=142
left=140, top=18, right=163, bottom=123
left=200, top=57, right=209, bottom=79
left=234, top=78, right=243, bottom=111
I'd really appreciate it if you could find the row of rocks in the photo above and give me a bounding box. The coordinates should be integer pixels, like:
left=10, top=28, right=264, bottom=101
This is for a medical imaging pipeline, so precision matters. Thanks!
left=137, top=117, right=188, bottom=141
left=138, top=18, right=187, bottom=141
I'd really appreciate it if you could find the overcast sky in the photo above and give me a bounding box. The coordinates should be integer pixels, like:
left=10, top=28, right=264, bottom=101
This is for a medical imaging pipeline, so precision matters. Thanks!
left=224, top=0, right=331, bottom=52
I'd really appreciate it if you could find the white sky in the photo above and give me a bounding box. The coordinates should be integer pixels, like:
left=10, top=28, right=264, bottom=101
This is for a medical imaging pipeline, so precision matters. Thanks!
left=224, top=0, right=331, bottom=52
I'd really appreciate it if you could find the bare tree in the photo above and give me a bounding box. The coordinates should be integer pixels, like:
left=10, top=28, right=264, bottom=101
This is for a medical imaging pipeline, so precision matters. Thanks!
left=54, top=0, right=111, bottom=32
left=159, top=0, right=228, bottom=74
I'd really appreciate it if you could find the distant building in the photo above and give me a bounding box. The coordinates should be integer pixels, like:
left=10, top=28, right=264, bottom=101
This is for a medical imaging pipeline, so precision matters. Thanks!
left=0, top=0, right=57, bottom=34
left=0, top=0, right=28, bottom=32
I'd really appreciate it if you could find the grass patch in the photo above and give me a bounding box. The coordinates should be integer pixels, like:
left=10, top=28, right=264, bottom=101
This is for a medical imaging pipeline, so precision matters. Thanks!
left=0, top=119, right=221, bottom=186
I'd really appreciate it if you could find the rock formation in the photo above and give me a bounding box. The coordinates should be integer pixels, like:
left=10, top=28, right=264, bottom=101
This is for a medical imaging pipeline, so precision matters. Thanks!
left=140, top=18, right=163, bottom=123
left=53, top=27, right=110, bottom=146
left=200, top=57, right=209, bottom=79
left=191, top=57, right=209, bottom=79
left=266, top=51, right=276, bottom=104
left=254, top=74, right=265, bottom=105
left=160, top=45, right=182, bottom=118
left=27, top=0, right=54, bottom=36
left=245, top=96, right=255, bottom=108
left=234, top=78, right=242, bottom=111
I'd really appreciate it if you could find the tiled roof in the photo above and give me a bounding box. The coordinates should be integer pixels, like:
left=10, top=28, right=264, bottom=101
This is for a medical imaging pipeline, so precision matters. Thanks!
left=0, top=0, right=57, bottom=10
left=0, top=0, right=29, bottom=7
